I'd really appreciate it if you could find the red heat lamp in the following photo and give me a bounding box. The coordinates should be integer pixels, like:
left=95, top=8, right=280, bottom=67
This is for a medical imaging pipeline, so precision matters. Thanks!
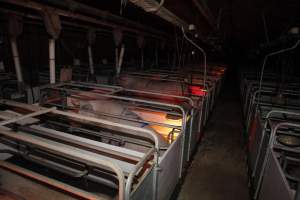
left=189, top=86, right=207, bottom=96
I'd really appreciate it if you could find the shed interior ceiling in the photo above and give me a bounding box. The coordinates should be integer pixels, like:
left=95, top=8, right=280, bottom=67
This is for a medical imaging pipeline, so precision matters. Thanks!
left=1, top=0, right=300, bottom=56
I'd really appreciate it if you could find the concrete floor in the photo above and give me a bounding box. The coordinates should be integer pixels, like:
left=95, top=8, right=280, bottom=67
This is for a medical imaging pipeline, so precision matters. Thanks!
left=177, top=75, right=250, bottom=200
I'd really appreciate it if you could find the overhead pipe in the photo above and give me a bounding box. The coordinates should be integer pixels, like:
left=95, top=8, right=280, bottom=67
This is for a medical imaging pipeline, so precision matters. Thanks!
left=129, top=0, right=189, bottom=30
left=145, top=0, right=164, bottom=12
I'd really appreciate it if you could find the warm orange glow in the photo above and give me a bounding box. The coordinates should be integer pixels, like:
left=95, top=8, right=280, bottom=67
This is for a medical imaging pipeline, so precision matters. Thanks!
left=132, top=109, right=182, bottom=143
left=189, top=86, right=207, bottom=96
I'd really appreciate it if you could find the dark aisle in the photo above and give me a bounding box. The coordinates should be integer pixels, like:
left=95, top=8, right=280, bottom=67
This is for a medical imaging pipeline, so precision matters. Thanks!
left=178, top=72, right=250, bottom=200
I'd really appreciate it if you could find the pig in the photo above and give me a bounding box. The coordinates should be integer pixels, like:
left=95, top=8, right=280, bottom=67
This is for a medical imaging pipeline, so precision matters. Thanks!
left=118, top=75, right=189, bottom=97
left=67, top=95, right=169, bottom=152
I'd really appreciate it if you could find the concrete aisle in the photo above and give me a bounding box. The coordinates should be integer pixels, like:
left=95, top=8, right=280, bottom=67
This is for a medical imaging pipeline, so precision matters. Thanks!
left=177, top=74, right=250, bottom=200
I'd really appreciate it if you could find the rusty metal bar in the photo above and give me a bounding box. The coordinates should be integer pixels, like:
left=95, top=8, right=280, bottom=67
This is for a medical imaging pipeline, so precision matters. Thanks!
left=0, top=160, right=102, bottom=200
left=0, top=128, right=126, bottom=200
left=0, top=107, right=56, bottom=126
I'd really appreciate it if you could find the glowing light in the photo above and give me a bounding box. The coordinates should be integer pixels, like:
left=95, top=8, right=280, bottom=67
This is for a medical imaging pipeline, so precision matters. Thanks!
left=132, top=109, right=182, bottom=143
left=189, top=86, right=207, bottom=96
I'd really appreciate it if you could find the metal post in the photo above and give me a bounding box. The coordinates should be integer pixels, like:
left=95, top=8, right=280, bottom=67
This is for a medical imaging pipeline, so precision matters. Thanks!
left=10, top=37, right=23, bottom=88
left=49, top=38, right=56, bottom=84
left=117, top=44, right=125, bottom=76
left=141, top=48, right=144, bottom=69
left=88, top=45, right=95, bottom=75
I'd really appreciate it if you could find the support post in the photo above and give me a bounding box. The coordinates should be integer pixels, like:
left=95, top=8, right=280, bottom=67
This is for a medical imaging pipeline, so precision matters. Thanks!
left=49, top=38, right=56, bottom=84
left=10, top=37, right=23, bottom=89
left=117, top=44, right=125, bottom=76
left=88, top=45, right=94, bottom=75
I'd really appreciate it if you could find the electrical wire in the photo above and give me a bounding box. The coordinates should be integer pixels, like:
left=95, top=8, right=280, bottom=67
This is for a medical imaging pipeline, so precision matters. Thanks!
left=181, top=27, right=207, bottom=88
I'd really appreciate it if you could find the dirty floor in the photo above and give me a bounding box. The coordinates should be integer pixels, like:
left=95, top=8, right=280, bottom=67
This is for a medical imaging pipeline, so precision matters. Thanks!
left=177, top=74, right=250, bottom=200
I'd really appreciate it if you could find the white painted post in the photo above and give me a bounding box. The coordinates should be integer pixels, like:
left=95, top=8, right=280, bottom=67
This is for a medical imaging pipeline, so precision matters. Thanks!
left=49, top=38, right=56, bottom=84
left=88, top=45, right=94, bottom=75
left=10, top=37, right=23, bottom=84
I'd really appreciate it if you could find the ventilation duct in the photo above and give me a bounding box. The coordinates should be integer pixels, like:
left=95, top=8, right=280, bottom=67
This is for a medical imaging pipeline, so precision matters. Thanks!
left=129, top=0, right=189, bottom=30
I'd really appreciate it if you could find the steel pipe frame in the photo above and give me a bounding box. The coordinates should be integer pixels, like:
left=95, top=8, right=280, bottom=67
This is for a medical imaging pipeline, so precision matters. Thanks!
left=120, top=68, right=221, bottom=127
left=122, top=68, right=223, bottom=89
left=119, top=71, right=215, bottom=123
left=125, top=147, right=156, bottom=200
left=258, top=150, right=297, bottom=200
left=239, top=72, right=286, bottom=99
left=243, top=78, right=300, bottom=118
left=0, top=148, right=119, bottom=189
left=242, top=81, right=300, bottom=116
left=125, top=70, right=222, bottom=84
left=0, top=107, right=56, bottom=126
left=0, top=127, right=126, bottom=200
left=2, top=129, right=156, bottom=200
left=0, top=100, right=160, bottom=200
left=254, top=121, right=300, bottom=199
left=44, top=84, right=188, bottom=143
left=45, top=83, right=190, bottom=117
left=41, top=73, right=207, bottom=164
left=0, top=160, right=102, bottom=200
left=245, top=88, right=300, bottom=132
left=24, top=124, right=145, bottom=163
left=40, top=82, right=191, bottom=174
left=59, top=81, right=193, bottom=122
left=256, top=39, right=300, bottom=112
left=63, top=81, right=202, bottom=160
left=36, top=120, right=154, bottom=150
left=45, top=84, right=193, bottom=160
left=44, top=80, right=193, bottom=129
left=0, top=108, right=152, bottom=161
left=50, top=101, right=182, bottom=130
left=118, top=71, right=214, bottom=103
left=0, top=99, right=161, bottom=151
left=139, top=68, right=225, bottom=107
left=52, top=110, right=161, bottom=200
left=251, top=110, right=300, bottom=180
